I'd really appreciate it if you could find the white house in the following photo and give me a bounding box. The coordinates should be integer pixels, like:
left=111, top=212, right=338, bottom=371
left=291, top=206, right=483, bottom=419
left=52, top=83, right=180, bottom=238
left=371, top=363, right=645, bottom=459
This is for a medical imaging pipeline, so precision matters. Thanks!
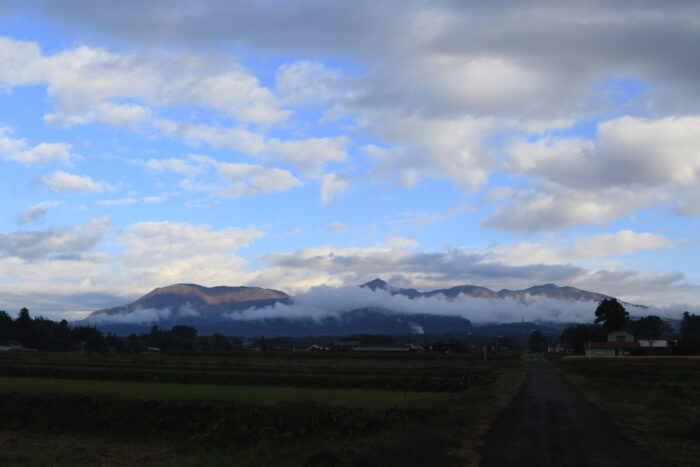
left=585, top=330, right=639, bottom=357
left=637, top=339, right=668, bottom=348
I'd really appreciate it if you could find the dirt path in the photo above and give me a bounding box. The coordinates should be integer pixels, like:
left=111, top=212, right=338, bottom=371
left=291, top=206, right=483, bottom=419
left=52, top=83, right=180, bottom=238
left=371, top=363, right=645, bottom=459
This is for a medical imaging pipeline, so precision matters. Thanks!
left=479, top=355, right=661, bottom=467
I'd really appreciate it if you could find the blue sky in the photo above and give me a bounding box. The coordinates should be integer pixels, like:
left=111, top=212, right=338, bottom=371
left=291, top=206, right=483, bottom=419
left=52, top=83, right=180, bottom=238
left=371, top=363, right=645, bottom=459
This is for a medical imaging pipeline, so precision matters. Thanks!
left=0, top=1, right=699, bottom=319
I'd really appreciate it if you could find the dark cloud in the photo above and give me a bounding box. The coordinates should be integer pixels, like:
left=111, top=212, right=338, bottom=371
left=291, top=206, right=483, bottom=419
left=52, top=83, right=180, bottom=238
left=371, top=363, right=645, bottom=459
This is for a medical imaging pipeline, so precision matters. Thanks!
left=26, top=1, right=700, bottom=116
left=264, top=247, right=585, bottom=284
left=0, top=217, right=109, bottom=260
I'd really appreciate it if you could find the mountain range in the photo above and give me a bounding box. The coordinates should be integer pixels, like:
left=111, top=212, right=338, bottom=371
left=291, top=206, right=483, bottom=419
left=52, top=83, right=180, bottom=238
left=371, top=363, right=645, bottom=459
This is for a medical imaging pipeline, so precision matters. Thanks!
left=83, top=279, right=619, bottom=337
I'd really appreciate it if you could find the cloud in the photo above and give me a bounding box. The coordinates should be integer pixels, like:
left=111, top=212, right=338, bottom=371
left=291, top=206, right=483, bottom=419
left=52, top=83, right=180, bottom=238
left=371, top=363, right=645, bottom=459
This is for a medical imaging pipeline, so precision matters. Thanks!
left=40, top=170, right=105, bottom=193
left=319, top=222, right=351, bottom=234
left=86, top=307, right=173, bottom=324
left=487, top=116, right=700, bottom=231
left=142, top=157, right=204, bottom=177
left=389, top=211, right=443, bottom=228
left=214, top=162, right=302, bottom=197
left=44, top=102, right=152, bottom=128
left=0, top=37, right=287, bottom=126
left=224, top=283, right=662, bottom=325
left=154, top=119, right=266, bottom=155
left=505, top=116, right=700, bottom=190
left=320, top=173, right=350, bottom=204
left=141, top=154, right=302, bottom=199
left=475, top=231, right=677, bottom=269
left=98, top=198, right=139, bottom=206
left=362, top=115, right=497, bottom=191
left=0, top=126, right=74, bottom=166
left=267, top=136, right=350, bottom=175
left=16, top=201, right=60, bottom=225
left=262, top=244, right=586, bottom=289
left=0, top=217, right=109, bottom=260
left=155, top=120, right=351, bottom=176
left=6, top=142, right=74, bottom=165
left=0, top=220, right=266, bottom=318
left=118, top=221, right=261, bottom=265
left=275, top=61, right=348, bottom=106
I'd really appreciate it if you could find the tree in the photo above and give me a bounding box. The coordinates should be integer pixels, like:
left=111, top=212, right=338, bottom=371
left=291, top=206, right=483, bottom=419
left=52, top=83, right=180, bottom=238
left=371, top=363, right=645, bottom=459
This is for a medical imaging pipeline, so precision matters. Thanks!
left=14, top=307, right=34, bottom=346
left=529, top=330, right=548, bottom=353
left=558, top=324, right=606, bottom=354
left=0, top=310, right=12, bottom=342
left=681, top=311, right=700, bottom=354
left=632, top=315, right=672, bottom=352
left=594, top=298, right=629, bottom=332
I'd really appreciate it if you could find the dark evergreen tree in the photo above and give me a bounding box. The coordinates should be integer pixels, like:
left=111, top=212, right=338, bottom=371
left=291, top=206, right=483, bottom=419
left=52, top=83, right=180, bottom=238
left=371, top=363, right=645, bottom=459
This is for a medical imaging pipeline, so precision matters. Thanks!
left=594, top=298, right=629, bottom=332
left=681, top=311, right=700, bottom=354
left=529, top=330, right=548, bottom=353
left=0, top=310, right=12, bottom=342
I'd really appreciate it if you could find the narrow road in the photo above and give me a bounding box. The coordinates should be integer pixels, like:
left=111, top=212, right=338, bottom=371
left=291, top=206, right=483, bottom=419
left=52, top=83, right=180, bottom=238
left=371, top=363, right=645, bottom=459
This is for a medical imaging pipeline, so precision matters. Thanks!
left=479, top=355, right=661, bottom=467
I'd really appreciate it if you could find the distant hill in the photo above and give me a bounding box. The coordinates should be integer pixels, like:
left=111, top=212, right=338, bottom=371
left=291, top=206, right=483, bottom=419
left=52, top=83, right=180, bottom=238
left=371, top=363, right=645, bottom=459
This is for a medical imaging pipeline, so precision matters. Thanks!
left=83, top=279, right=626, bottom=337
left=360, top=279, right=610, bottom=302
left=90, top=283, right=290, bottom=319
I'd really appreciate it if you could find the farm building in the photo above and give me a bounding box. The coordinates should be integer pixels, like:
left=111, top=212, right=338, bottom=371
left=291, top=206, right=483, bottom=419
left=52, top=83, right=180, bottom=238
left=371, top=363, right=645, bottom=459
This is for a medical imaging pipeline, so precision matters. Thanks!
left=585, top=330, right=639, bottom=357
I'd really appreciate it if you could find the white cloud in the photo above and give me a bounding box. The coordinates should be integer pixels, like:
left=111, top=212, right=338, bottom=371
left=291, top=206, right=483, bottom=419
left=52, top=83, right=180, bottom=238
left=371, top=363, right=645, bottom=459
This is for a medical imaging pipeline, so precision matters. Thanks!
left=320, top=173, right=350, bottom=204
left=154, top=119, right=266, bottom=155
left=143, top=154, right=302, bottom=199
left=0, top=126, right=74, bottom=166
left=477, top=231, right=677, bottom=268
left=506, top=116, right=700, bottom=190
left=275, top=61, right=348, bottom=106
left=16, top=201, right=59, bottom=225
left=363, top=115, right=497, bottom=191
left=155, top=119, right=351, bottom=176
left=45, top=102, right=152, bottom=128
left=319, top=222, right=351, bottom=234
left=572, top=231, right=676, bottom=258
left=379, top=236, right=419, bottom=249
left=40, top=171, right=105, bottom=193
left=114, top=221, right=263, bottom=289
left=98, top=198, right=139, bottom=206
left=0, top=217, right=110, bottom=260
left=143, top=196, right=166, bottom=204
left=389, top=211, right=443, bottom=228
left=215, top=162, right=302, bottom=197
left=142, top=157, right=204, bottom=177
left=6, top=142, right=73, bottom=165
left=118, top=221, right=261, bottom=266
left=225, top=284, right=659, bottom=325
left=267, top=136, right=350, bottom=175
left=86, top=307, right=173, bottom=324
left=487, top=115, right=700, bottom=231
left=0, top=220, right=266, bottom=318
left=0, top=37, right=288, bottom=126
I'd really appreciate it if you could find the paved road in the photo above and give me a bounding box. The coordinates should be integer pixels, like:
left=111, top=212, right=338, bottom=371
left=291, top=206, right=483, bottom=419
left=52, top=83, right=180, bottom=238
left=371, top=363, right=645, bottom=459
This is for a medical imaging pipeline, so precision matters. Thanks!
left=479, top=355, right=661, bottom=467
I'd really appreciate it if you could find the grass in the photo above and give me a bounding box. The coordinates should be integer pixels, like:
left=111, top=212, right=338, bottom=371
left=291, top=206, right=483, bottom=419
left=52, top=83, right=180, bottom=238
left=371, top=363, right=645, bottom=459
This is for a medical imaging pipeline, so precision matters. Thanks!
left=0, top=375, right=432, bottom=408
left=0, top=351, right=527, bottom=466
left=547, top=354, right=700, bottom=467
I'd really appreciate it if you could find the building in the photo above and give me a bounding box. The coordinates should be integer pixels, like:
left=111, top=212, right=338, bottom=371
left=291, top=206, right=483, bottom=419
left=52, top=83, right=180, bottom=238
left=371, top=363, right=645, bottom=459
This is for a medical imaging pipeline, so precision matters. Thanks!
left=584, top=330, right=640, bottom=357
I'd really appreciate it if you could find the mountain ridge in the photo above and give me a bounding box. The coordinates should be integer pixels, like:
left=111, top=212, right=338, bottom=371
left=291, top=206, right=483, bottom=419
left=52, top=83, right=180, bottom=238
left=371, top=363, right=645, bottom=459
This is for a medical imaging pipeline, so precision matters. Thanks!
left=359, top=279, right=612, bottom=303
left=82, top=279, right=630, bottom=337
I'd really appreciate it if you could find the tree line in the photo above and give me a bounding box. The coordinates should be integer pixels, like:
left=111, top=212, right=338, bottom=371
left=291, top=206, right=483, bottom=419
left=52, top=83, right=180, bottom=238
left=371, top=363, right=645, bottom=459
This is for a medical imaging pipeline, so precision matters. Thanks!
left=555, top=298, right=700, bottom=354
left=0, top=308, right=241, bottom=352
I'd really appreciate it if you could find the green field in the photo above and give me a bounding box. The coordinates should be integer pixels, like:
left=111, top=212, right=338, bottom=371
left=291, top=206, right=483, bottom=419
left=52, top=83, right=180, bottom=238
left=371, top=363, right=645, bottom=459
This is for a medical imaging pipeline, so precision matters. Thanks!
left=548, top=356, right=700, bottom=467
left=0, top=351, right=526, bottom=466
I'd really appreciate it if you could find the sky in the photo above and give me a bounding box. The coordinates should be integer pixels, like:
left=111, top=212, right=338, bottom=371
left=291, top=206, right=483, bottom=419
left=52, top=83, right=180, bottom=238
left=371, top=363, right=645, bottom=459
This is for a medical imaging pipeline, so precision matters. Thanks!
left=0, top=0, right=699, bottom=321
